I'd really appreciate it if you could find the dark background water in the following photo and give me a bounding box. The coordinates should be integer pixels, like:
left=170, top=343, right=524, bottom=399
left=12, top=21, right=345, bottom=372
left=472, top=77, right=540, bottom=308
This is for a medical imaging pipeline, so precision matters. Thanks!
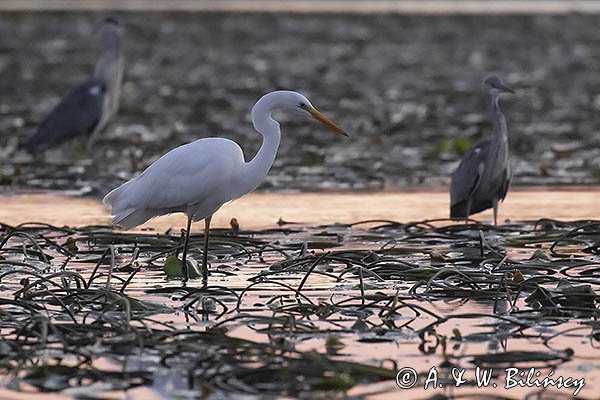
left=0, top=12, right=599, bottom=195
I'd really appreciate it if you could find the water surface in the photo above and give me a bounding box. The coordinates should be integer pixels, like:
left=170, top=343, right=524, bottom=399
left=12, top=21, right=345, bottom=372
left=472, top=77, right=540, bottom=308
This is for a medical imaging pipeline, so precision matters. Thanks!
left=0, top=189, right=599, bottom=399
left=1, top=187, right=598, bottom=230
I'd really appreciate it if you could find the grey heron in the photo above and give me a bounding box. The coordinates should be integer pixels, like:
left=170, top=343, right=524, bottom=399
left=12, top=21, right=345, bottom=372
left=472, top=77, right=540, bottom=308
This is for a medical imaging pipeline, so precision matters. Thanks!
left=450, top=75, right=515, bottom=226
left=25, top=17, right=124, bottom=153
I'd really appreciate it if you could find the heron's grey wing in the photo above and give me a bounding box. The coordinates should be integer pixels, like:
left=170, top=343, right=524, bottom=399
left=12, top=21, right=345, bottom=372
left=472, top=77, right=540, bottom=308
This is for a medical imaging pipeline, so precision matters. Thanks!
left=450, top=139, right=491, bottom=207
left=26, top=77, right=106, bottom=152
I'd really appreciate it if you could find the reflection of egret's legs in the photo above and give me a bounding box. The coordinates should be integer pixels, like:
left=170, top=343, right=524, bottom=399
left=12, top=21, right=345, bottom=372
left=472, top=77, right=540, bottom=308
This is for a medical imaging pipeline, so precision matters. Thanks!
left=479, top=231, right=484, bottom=258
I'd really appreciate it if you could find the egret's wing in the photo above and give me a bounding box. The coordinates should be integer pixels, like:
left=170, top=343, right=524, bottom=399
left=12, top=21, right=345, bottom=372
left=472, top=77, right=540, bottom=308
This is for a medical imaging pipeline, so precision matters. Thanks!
left=26, top=77, right=106, bottom=152
left=105, top=138, right=245, bottom=219
left=450, top=139, right=491, bottom=206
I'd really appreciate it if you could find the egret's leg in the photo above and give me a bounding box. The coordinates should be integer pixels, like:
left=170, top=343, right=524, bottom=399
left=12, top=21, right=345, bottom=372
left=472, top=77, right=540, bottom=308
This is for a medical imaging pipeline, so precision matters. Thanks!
left=492, top=198, right=499, bottom=226
left=181, top=215, right=193, bottom=283
left=202, top=216, right=212, bottom=286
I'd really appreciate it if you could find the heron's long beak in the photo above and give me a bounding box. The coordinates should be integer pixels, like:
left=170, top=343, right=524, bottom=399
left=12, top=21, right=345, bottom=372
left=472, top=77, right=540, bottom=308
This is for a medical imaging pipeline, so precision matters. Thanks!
left=307, top=106, right=349, bottom=137
left=499, top=83, right=515, bottom=94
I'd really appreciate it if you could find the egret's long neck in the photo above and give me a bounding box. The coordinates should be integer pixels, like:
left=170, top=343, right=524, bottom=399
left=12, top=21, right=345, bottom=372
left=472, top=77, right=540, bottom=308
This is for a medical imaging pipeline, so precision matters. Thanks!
left=241, top=98, right=282, bottom=193
left=488, top=91, right=508, bottom=143
left=93, top=28, right=124, bottom=110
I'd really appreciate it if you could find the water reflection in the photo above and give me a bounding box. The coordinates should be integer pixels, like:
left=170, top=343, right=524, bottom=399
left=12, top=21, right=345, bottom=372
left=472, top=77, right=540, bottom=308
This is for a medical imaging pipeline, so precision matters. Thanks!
left=0, top=212, right=598, bottom=398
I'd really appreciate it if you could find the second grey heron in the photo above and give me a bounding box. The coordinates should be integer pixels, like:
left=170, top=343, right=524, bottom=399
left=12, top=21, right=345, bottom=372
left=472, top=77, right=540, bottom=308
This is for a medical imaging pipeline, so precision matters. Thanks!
left=25, top=17, right=124, bottom=153
left=450, top=75, right=515, bottom=226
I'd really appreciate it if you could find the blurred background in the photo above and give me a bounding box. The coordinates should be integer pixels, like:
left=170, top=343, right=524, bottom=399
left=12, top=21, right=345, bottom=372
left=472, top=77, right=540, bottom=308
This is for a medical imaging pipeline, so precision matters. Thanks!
left=0, top=1, right=599, bottom=195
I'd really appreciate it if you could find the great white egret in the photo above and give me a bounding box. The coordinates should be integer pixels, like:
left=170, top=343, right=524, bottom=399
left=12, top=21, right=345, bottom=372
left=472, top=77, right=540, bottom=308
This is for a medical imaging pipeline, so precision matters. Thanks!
left=103, top=90, right=348, bottom=284
left=450, top=75, right=514, bottom=226
left=26, top=17, right=124, bottom=153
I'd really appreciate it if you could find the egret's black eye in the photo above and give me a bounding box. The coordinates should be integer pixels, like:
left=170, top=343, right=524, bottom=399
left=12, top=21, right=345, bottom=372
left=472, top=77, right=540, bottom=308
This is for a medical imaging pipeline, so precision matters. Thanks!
left=299, top=102, right=306, bottom=108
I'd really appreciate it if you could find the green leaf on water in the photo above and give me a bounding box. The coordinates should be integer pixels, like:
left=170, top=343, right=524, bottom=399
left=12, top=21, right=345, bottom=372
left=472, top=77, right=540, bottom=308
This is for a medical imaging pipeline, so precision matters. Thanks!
left=325, top=335, right=345, bottom=355
left=64, top=237, right=78, bottom=253
left=471, top=350, right=568, bottom=365
left=430, top=251, right=446, bottom=266
left=163, top=254, right=202, bottom=279
left=529, top=248, right=551, bottom=261
left=558, top=280, right=597, bottom=307
left=312, top=371, right=354, bottom=392
left=126, top=295, right=170, bottom=312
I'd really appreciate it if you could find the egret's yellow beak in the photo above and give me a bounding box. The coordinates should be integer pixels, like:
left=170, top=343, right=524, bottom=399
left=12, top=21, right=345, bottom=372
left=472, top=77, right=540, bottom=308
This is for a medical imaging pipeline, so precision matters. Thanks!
left=307, top=106, right=349, bottom=137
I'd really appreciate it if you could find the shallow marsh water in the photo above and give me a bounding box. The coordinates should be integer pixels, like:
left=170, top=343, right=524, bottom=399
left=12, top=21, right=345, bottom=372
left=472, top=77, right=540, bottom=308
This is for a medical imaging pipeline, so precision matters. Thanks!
left=1, top=187, right=599, bottom=229
left=0, top=190, right=599, bottom=399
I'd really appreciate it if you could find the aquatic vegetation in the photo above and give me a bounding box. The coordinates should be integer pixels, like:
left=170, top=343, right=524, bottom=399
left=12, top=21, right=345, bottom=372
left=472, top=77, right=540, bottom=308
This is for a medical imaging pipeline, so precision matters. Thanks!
left=0, top=218, right=598, bottom=398
left=2, top=13, right=600, bottom=194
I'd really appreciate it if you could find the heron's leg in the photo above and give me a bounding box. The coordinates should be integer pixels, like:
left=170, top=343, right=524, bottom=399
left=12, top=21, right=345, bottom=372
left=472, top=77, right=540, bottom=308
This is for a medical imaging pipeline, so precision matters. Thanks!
left=465, top=199, right=472, bottom=225
left=202, top=216, right=212, bottom=286
left=181, top=215, right=193, bottom=284
left=492, top=198, right=499, bottom=226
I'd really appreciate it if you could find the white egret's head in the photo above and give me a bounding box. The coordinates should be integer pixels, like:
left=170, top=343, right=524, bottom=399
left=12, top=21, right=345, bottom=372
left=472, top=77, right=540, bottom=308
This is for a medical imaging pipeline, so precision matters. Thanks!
left=259, top=90, right=348, bottom=137
left=484, top=75, right=515, bottom=94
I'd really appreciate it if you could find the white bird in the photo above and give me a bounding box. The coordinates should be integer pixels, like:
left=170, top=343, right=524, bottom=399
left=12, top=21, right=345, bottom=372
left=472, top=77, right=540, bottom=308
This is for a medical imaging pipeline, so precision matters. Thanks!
left=103, top=90, right=348, bottom=284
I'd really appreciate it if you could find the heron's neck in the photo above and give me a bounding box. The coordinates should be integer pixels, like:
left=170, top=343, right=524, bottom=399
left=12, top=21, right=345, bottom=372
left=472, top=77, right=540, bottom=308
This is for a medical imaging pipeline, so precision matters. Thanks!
left=93, top=31, right=123, bottom=90
left=242, top=101, right=281, bottom=193
left=488, top=92, right=508, bottom=143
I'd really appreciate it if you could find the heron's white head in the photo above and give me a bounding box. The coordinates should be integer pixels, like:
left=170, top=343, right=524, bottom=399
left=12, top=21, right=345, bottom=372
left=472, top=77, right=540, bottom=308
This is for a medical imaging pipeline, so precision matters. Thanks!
left=484, top=75, right=515, bottom=95
left=254, top=90, right=348, bottom=137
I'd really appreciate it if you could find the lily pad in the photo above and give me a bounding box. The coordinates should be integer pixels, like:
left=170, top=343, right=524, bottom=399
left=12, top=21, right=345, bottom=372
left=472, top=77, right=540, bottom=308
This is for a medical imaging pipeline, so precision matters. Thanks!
left=163, top=254, right=203, bottom=279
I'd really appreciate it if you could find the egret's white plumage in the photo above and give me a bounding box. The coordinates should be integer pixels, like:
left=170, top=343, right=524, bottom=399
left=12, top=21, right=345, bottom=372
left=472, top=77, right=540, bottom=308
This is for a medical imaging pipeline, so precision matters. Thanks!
left=103, top=90, right=347, bottom=284
left=104, top=138, right=247, bottom=229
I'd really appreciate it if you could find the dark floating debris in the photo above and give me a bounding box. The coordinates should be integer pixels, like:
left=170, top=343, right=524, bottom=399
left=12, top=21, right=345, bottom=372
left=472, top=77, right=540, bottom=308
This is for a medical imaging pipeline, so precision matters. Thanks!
left=0, top=218, right=599, bottom=397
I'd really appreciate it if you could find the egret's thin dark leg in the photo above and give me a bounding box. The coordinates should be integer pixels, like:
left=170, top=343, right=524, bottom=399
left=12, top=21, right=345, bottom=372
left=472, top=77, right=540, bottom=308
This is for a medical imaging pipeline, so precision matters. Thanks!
left=202, top=216, right=212, bottom=286
left=181, top=215, right=193, bottom=284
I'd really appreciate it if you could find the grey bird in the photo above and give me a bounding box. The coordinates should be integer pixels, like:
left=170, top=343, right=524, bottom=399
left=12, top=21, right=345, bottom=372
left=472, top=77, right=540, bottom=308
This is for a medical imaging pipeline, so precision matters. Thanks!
left=450, top=75, right=515, bottom=226
left=25, top=17, right=124, bottom=153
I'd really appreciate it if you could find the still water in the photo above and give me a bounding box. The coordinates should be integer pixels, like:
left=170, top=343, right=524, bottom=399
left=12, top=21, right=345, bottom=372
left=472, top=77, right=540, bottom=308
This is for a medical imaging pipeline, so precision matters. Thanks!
left=0, top=188, right=598, bottom=399
left=1, top=187, right=599, bottom=230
